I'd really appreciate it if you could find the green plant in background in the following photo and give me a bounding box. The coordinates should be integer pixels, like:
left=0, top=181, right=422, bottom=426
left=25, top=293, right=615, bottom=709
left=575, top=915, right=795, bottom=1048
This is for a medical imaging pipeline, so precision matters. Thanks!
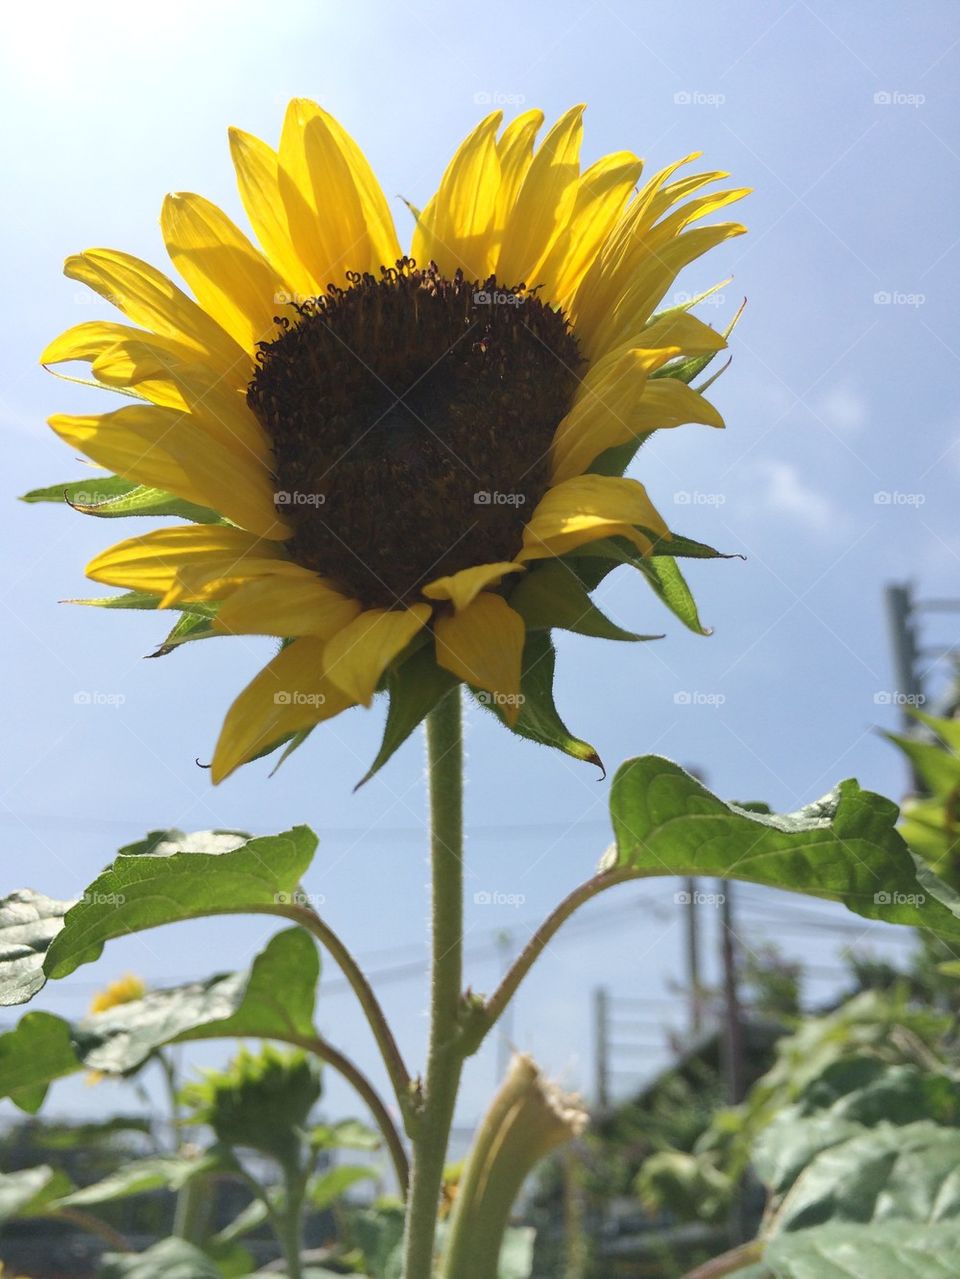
left=7, top=95, right=960, bottom=1279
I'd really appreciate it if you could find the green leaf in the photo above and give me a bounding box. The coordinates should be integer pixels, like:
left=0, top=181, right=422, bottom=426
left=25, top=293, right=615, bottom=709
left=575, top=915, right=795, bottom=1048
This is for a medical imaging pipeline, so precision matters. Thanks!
left=208, top=1197, right=270, bottom=1247
left=98, top=1238, right=223, bottom=1279
left=44, top=827, right=318, bottom=980
left=22, top=477, right=220, bottom=524
left=765, top=1220, right=960, bottom=1278
left=0, top=1166, right=73, bottom=1222
left=637, top=555, right=711, bottom=633
left=309, top=1164, right=377, bottom=1210
left=884, top=731, right=960, bottom=800
left=310, top=1118, right=381, bottom=1151
left=607, top=757, right=960, bottom=941
left=356, top=645, right=458, bottom=790
left=0, top=1011, right=81, bottom=1112
left=78, top=928, right=319, bottom=1074
left=568, top=541, right=714, bottom=634
left=0, top=889, right=72, bottom=1005
left=508, top=560, right=661, bottom=641
left=60, top=1150, right=235, bottom=1208
left=474, top=630, right=603, bottom=773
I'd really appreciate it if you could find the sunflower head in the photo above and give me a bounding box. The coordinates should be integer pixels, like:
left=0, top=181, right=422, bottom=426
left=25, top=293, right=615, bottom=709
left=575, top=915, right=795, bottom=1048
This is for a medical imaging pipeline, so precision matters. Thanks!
left=35, top=100, right=746, bottom=783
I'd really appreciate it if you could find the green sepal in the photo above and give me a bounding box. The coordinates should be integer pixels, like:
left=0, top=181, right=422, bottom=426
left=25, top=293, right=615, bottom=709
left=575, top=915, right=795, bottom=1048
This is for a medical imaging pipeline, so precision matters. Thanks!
left=568, top=542, right=713, bottom=634
left=22, top=476, right=221, bottom=523
left=148, top=609, right=218, bottom=658
left=473, top=630, right=603, bottom=774
left=508, top=560, right=661, bottom=642
left=357, top=643, right=458, bottom=790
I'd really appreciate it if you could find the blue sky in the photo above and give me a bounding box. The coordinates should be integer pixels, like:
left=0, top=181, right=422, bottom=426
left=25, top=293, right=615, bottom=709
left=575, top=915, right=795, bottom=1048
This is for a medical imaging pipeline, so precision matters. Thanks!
left=1, top=0, right=958, bottom=1153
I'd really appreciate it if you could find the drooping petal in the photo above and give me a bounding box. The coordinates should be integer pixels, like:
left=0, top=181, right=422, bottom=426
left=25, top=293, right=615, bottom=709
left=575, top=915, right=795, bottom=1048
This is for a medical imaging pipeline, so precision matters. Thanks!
left=41, top=321, right=194, bottom=371
left=63, top=249, right=245, bottom=373
left=411, top=112, right=503, bottom=280
left=212, top=637, right=355, bottom=783
left=497, top=106, right=584, bottom=287
left=49, top=406, right=288, bottom=540
left=519, top=474, right=670, bottom=561
left=422, top=561, right=525, bottom=612
left=214, top=575, right=362, bottom=638
left=434, top=593, right=525, bottom=723
left=85, top=525, right=296, bottom=598
left=323, top=606, right=432, bottom=705
left=161, top=193, right=286, bottom=356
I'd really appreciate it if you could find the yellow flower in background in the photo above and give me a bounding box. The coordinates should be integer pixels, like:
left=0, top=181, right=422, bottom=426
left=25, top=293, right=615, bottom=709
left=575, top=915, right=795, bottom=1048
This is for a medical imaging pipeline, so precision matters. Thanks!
left=89, top=973, right=147, bottom=1014
left=41, top=101, right=746, bottom=781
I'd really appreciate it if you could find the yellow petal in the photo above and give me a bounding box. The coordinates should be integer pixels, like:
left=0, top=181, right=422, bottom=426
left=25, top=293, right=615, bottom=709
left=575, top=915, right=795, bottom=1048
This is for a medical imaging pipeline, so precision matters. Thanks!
left=228, top=126, right=319, bottom=296
left=537, top=151, right=643, bottom=310
left=422, top=561, right=525, bottom=612
left=41, top=320, right=190, bottom=369
left=635, top=310, right=727, bottom=355
left=49, top=406, right=288, bottom=540
left=434, top=593, right=525, bottom=724
left=85, top=525, right=293, bottom=597
left=519, top=475, right=670, bottom=561
left=323, top=606, right=432, bottom=706
left=490, top=109, right=544, bottom=258
left=411, top=111, right=503, bottom=280
left=214, top=575, right=361, bottom=638
left=161, top=192, right=285, bottom=356
left=91, top=338, right=269, bottom=463
left=63, top=249, right=244, bottom=373
left=549, top=346, right=681, bottom=483
left=497, top=105, right=584, bottom=287
left=212, top=637, right=355, bottom=783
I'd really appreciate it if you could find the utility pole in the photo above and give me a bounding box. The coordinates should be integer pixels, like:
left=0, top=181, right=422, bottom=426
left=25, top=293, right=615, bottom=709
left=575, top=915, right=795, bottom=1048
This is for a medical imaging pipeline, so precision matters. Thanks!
left=718, top=882, right=745, bottom=1105
left=594, top=987, right=609, bottom=1112
left=684, top=876, right=703, bottom=1036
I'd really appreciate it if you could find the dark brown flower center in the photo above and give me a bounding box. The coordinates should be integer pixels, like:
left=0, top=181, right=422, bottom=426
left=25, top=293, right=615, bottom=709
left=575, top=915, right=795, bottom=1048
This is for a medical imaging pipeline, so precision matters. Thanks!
left=247, top=260, right=581, bottom=609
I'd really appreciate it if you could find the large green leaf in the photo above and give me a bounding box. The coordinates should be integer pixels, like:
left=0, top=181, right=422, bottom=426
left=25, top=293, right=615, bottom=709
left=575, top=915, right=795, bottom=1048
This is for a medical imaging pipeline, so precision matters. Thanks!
left=59, top=1151, right=235, bottom=1209
left=0, top=1011, right=81, bottom=1112
left=309, top=1164, right=377, bottom=1210
left=44, top=827, right=318, bottom=980
left=0, top=931, right=319, bottom=1107
left=764, top=1220, right=960, bottom=1278
left=97, top=1239, right=223, bottom=1279
left=0, top=889, right=72, bottom=1005
left=771, top=1122, right=960, bottom=1234
left=474, top=630, right=603, bottom=772
left=607, top=757, right=960, bottom=940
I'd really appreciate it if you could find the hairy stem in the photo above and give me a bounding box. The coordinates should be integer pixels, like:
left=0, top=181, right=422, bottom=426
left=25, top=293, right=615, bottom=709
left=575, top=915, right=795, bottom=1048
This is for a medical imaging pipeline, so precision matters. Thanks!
left=253, top=900, right=411, bottom=1118
left=680, top=1240, right=764, bottom=1278
left=402, top=688, right=465, bottom=1279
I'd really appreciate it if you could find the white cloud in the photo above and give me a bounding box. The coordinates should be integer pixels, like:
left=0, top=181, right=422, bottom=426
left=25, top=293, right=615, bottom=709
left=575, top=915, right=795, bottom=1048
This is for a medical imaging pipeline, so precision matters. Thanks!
left=815, top=385, right=868, bottom=433
left=748, top=460, right=842, bottom=535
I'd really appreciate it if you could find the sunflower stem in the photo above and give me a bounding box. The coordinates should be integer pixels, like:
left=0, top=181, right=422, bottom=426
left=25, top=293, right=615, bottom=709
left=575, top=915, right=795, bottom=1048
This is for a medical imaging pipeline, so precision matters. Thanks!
left=402, top=686, right=465, bottom=1279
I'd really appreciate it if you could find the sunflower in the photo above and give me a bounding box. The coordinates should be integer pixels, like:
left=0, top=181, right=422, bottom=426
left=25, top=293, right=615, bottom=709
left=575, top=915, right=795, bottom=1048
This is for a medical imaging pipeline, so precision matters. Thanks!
left=39, top=101, right=746, bottom=781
